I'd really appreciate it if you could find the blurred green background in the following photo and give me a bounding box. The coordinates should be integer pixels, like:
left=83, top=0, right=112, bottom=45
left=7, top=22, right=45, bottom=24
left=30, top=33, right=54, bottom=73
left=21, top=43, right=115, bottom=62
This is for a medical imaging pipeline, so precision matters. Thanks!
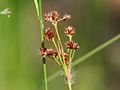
left=0, top=0, right=120, bottom=90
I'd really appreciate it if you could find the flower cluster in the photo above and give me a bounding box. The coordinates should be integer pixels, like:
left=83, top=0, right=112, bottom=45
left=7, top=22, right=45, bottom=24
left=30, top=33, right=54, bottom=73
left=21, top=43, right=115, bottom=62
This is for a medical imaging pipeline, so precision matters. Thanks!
left=65, top=41, right=79, bottom=50
left=44, top=11, right=71, bottom=23
left=39, top=48, right=58, bottom=58
left=39, top=11, right=79, bottom=88
left=44, top=28, right=55, bottom=41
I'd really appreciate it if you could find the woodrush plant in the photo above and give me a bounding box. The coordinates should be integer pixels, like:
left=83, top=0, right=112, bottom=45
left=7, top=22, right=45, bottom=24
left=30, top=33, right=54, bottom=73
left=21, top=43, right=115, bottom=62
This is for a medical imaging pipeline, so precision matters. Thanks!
left=34, top=0, right=120, bottom=90
left=39, top=11, right=79, bottom=90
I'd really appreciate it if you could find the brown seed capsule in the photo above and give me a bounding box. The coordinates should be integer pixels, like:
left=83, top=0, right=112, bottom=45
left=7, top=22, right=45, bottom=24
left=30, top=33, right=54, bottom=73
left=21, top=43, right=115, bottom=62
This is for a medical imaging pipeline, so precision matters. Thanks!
left=64, top=53, right=69, bottom=65
left=46, top=49, right=55, bottom=56
left=65, top=26, right=75, bottom=36
left=60, top=53, right=69, bottom=65
left=38, top=48, right=47, bottom=57
left=49, top=11, right=60, bottom=22
left=44, top=28, right=55, bottom=41
left=65, top=41, right=79, bottom=50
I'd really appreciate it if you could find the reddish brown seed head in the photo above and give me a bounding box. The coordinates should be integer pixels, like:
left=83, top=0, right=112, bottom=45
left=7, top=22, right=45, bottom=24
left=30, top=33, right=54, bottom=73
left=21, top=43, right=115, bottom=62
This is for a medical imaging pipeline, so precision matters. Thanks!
left=65, top=26, right=75, bottom=36
left=46, top=49, right=55, bottom=56
left=49, top=11, right=60, bottom=22
left=39, top=48, right=57, bottom=58
left=44, top=11, right=60, bottom=22
left=65, top=41, right=79, bottom=50
left=38, top=48, right=47, bottom=57
left=44, top=28, right=55, bottom=41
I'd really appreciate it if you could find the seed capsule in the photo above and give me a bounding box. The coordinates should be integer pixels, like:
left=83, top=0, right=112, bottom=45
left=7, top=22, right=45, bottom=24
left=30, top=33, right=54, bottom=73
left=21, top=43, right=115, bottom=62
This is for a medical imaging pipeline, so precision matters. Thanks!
left=65, top=26, right=75, bottom=36
left=65, top=41, right=79, bottom=50
left=44, top=28, right=55, bottom=41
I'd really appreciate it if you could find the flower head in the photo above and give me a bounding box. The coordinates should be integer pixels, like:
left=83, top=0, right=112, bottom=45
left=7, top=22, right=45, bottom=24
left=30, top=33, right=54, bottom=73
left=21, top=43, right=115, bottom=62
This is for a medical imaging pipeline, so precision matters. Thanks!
left=44, top=11, right=60, bottom=22
left=65, top=41, right=79, bottom=50
left=46, top=49, right=55, bottom=56
left=39, top=48, right=58, bottom=58
left=65, top=26, right=75, bottom=36
left=38, top=48, right=47, bottom=57
left=44, top=28, right=55, bottom=41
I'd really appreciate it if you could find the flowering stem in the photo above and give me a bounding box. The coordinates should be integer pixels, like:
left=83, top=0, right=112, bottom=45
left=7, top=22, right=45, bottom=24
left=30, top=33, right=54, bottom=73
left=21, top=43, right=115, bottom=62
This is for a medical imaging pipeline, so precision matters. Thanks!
left=66, top=68, right=72, bottom=90
left=68, top=83, right=72, bottom=90
left=52, top=38, right=64, bottom=66
left=71, top=50, right=75, bottom=60
left=53, top=23, right=64, bottom=53
left=34, top=0, right=48, bottom=90
left=53, top=22, right=67, bottom=72
left=48, top=34, right=120, bottom=82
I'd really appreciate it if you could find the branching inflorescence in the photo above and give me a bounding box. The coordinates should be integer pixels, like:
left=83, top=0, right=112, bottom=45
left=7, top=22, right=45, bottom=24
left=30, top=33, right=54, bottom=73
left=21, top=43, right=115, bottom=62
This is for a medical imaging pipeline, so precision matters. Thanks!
left=38, top=11, right=79, bottom=90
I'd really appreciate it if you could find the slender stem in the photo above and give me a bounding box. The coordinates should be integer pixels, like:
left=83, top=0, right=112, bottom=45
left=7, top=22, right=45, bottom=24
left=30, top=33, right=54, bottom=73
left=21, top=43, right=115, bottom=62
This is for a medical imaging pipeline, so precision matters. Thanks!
left=34, top=0, right=48, bottom=90
left=68, top=83, right=72, bottom=90
left=38, top=0, right=48, bottom=89
left=52, top=38, right=64, bottom=66
left=43, top=58, right=48, bottom=90
left=48, top=34, right=120, bottom=82
left=53, top=56, right=61, bottom=66
left=69, top=50, right=72, bottom=63
left=66, top=68, right=72, bottom=90
left=71, top=50, right=75, bottom=60
left=53, top=23, right=67, bottom=72
left=53, top=23, right=64, bottom=53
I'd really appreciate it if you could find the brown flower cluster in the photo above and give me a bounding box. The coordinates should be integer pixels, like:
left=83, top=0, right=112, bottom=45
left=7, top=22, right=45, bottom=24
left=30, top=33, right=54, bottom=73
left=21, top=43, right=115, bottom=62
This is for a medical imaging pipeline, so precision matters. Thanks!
left=39, top=48, right=58, bottom=58
left=39, top=11, right=79, bottom=68
left=65, top=26, right=75, bottom=37
left=44, top=28, right=55, bottom=41
left=44, top=11, right=71, bottom=23
left=65, top=41, right=79, bottom=50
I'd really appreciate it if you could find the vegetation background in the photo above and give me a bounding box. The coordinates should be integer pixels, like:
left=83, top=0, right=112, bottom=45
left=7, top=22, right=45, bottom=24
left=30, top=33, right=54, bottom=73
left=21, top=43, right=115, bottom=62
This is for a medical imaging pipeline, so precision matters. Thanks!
left=0, top=0, right=120, bottom=90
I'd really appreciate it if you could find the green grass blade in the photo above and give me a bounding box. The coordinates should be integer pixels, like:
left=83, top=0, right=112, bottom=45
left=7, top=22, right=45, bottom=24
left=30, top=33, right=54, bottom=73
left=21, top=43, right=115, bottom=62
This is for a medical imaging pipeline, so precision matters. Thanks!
left=34, top=0, right=40, bottom=19
left=34, top=0, right=48, bottom=90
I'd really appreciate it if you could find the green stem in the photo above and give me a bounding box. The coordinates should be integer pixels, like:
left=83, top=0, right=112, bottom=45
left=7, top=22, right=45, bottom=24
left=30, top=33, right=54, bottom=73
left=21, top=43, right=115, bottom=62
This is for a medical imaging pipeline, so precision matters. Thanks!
left=71, top=50, right=75, bottom=60
left=43, top=59, right=48, bottom=90
left=69, top=50, right=72, bottom=63
left=47, top=34, right=120, bottom=82
left=34, top=0, right=48, bottom=90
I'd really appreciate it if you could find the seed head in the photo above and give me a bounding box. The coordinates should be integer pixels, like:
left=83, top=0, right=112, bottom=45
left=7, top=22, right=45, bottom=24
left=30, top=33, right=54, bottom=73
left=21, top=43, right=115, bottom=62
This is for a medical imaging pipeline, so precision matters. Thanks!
left=65, top=26, right=75, bottom=36
left=38, top=48, right=47, bottom=57
left=44, top=11, right=60, bottom=22
left=46, top=49, right=55, bottom=56
left=65, top=41, right=79, bottom=50
left=39, top=48, right=57, bottom=58
left=44, top=28, right=55, bottom=41
left=64, top=53, right=69, bottom=65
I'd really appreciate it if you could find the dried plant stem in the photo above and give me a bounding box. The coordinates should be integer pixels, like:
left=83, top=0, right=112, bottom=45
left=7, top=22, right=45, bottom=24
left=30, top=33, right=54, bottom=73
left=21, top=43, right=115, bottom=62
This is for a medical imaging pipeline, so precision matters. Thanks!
left=53, top=23, right=67, bottom=72
left=34, top=0, right=48, bottom=90
left=52, top=39, right=64, bottom=66
left=48, top=34, right=120, bottom=82
left=53, top=23, right=64, bottom=53
left=66, top=68, right=72, bottom=90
